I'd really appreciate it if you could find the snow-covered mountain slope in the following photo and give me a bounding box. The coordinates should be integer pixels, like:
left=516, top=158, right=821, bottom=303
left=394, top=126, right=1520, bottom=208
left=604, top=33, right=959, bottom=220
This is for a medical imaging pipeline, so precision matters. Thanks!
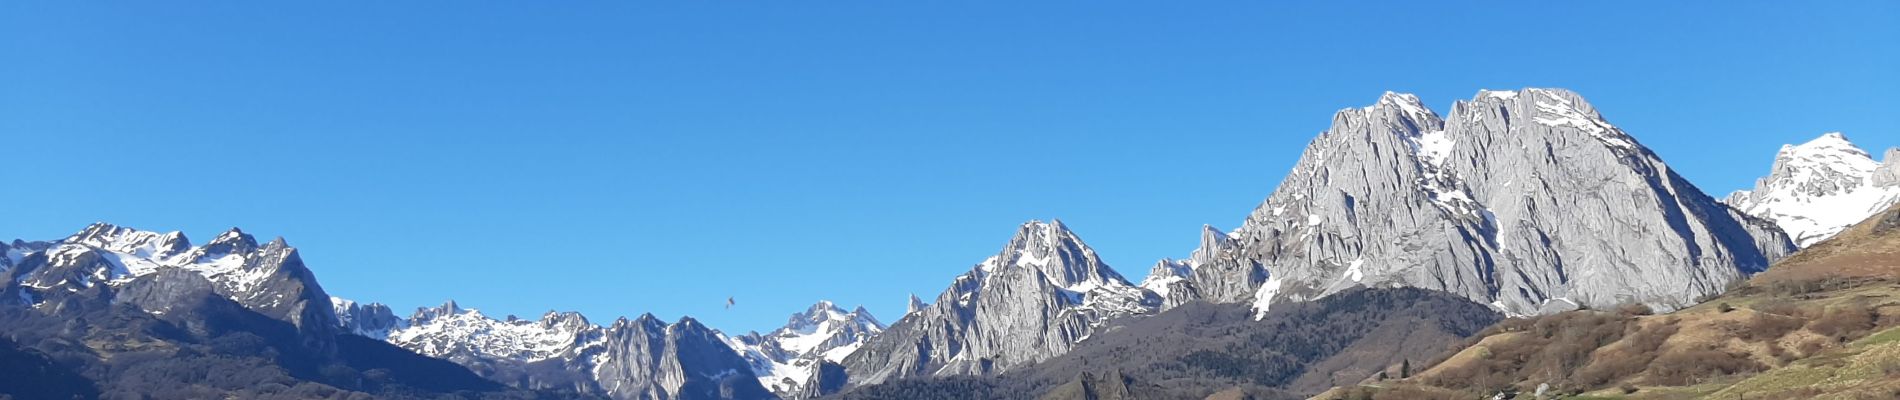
left=723, top=301, right=883, bottom=397
left=1149, top=89, right=1793, bottom=319
left=839, top=220, right=1157, bottom=387
left=332, top=299, right=776, bottom=400
left=4, top=223, right=340, bottom=341
left=1725, top=133, right=1900, bottom=247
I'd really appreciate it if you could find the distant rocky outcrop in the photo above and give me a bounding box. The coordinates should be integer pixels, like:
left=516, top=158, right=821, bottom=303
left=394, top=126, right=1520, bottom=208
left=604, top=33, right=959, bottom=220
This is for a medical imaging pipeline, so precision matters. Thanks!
left=840, top=220, right=1156, bottom=386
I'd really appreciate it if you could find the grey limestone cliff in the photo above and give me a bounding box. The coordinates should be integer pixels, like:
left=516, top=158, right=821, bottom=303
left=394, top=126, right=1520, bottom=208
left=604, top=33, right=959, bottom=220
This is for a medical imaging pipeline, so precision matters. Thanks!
left=1147, top=89, right=1793, bottom=318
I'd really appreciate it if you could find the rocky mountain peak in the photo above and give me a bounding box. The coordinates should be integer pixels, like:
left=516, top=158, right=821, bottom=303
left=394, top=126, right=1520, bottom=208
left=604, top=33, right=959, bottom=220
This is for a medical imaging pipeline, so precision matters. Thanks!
left=1139, top=258, right=1200, bottom=309
left=840, top=219, right=1157, bottom=387
left=411, top=299, right=466, bottom=322
left=790, top=300, right=844, bottom=323
left=200, top=227, right=259, bottom=256
left=368, top=298, right=769, bottom=399
left=333, top=297, right=406, bottom=338
left=1364, top=91, right=1443, bottom=130
left=1729, top=132, right=1900, bottom=247
left=782, top=300, right=882, bottom=333
left=1772, top=132, right=1878, bottom=194
left=1164, top=88, right=1791, bottom=319
left=906, top=294, right=928, bottom=315
left=12, top=223, right=340, bottom=342
left=729, top=300, right=887, bottom=397
left=537, top=310, right=593, bottom=331
left=621, top=313, right=667, bottom=331
left=63, top=223, right=191, bottom=260
left=982, top=219, right=1127, bottom=291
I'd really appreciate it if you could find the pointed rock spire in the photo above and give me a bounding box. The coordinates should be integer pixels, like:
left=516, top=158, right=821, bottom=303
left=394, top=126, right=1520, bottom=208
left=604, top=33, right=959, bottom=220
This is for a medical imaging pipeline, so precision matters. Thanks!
left=202, top=227, right=259, bottom=255
left=842, top=219, right=1152, bottom=384
left=907, top=293, right=928, bottom=315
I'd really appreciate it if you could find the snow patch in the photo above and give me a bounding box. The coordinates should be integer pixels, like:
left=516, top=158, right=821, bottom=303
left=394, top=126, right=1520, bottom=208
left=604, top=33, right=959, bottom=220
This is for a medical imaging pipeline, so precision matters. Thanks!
left=1527, top=92, right=1636, bottom=150
left=1250, top=277, right=1284, bottom=320
left=1412, top=130, right=1455, bottom=167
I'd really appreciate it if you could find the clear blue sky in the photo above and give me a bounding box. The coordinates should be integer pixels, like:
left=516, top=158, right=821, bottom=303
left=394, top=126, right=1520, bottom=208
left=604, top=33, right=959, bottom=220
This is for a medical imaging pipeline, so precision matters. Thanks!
left=3, top=2, right=1895, bottom=334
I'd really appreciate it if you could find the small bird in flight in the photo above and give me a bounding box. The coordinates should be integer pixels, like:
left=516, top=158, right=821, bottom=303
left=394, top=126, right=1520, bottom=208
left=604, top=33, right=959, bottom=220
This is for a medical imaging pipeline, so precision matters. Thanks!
left=726, top=297, right=735, bottom=310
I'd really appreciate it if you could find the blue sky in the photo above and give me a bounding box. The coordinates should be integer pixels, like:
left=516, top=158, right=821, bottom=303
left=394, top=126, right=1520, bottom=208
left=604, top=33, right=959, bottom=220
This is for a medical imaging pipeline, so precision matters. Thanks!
left=3, top=2, right=1895, bottom=333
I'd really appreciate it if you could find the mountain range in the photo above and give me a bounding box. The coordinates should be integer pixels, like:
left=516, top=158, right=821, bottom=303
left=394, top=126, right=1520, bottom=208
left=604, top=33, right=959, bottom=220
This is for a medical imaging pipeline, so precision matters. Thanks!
left=4, top=88, right=1889, bottom=399
left=0, top=224, right=541, bottom=398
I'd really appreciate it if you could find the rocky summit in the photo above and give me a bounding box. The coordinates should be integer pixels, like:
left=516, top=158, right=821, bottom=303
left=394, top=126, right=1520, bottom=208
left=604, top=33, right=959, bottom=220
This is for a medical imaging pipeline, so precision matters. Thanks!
left=839, top=220, right=1156, bottom=387
left=723, top=300, right=884, bottom=397
left=1140, top=89, right=1794, bottom=318
left=1726, top=132, right=1900, bottom=247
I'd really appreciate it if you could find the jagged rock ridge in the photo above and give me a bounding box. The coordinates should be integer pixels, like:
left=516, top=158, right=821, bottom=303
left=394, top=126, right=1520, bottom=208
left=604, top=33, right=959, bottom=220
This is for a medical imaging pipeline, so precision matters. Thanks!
left=1140, top=89, right=1794, bottom=318
left=335, top=298, right=777, bottom=400
left=1, top=224, right=538, bottom=397
left=5, top=223, right=340, bottom=345
left=723, top=300, right=884, bottom=397
left=839, top=220, right=1156, bottom=388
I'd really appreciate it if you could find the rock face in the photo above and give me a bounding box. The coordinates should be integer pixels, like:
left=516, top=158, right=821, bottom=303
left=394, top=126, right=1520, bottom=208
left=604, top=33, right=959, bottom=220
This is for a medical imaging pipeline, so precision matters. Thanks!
left=334, top=296, right=406, bottom=338
left=723, top=300, right=884, bottom=398
left=4, top=223, right=340, bottom=347
left=1873, top=148, right=1900, bottom=188
left=840, top=220, right=1156, bottom=386
left=1725, top=133, right=1900, bottom=247
left=344, top=298, right=776, bottom=400
left=1138, top=258, right=1199, bottom=310
left=1143, top=89, right=1794, bottom=318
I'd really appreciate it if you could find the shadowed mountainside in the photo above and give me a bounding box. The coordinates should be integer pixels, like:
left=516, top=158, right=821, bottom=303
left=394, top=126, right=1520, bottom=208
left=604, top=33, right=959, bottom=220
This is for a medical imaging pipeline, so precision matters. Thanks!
left=831, top=288, right=1502, bottom=400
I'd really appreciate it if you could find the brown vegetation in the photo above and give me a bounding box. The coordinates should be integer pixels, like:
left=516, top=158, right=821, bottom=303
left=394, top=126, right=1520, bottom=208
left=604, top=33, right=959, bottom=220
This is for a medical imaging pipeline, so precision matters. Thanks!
left=1419, top=311, right=1638, bottom=394
left=1320, top=204, right=1900, bottom=399
left=1808, top=306, right=1879, bottom=341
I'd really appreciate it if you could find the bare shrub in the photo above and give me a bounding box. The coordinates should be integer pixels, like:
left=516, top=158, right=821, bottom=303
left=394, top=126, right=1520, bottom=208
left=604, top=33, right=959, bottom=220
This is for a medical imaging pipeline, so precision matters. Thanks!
left=1648, top=347, right=1766, bottom=386
left=1574, top=322, right=1678, bottom=386
left=1423, top=311, right=1638, bottom=392
left=1741, top=312, right=1806, bottom=340
left=1370, top=387, right=1464, bottom=400
left=1797, top=339, right=1829, bottom=357
left=1751, top=300, right=1815, bottom=318
left=1808, top=306, right=1877, bottom=342
left=1881, top=359, right=1900, bottom=378
left=1765, top=342, right=1799, bottom=364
